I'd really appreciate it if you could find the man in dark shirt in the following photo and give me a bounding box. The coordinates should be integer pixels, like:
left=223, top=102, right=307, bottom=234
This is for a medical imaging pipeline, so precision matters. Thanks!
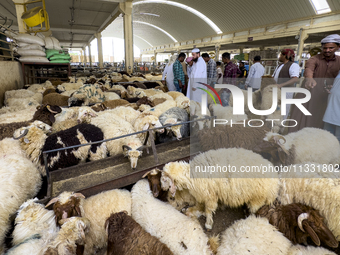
left=222, top=52, right=241, bottom=86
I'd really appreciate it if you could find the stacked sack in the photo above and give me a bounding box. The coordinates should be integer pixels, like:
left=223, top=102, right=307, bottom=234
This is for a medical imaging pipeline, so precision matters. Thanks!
left=44, top=36, right=71, bottom=63
left=46, top=49, right=71, bottom=63
left=13, top=33, right=49, bottom=63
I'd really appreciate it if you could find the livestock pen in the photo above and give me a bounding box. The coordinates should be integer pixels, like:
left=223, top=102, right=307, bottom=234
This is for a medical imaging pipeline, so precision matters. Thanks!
left=39, top=116, right=214, bottom=203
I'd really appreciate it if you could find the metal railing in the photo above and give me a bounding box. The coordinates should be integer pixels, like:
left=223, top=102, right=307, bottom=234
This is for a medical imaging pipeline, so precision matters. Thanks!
left=42, top=115, right=215, bottom=198
left=0, top=23, right=16, bottom=61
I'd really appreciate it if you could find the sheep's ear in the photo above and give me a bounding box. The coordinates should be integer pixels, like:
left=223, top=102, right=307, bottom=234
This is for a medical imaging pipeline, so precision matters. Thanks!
left=143, top=123, right=150, bottom=130
left=277, top=147, right=287, bottom=164
left=72, top=193, right=85, bottom=199
left=78, top=220, right=86, bottom=240
left=303, top=221, right=320, bottom=246
left=49, top=114, right=56, bottom=124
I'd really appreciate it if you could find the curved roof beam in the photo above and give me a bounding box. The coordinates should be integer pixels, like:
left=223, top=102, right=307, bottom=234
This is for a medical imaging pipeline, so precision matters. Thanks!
left=134, top=34, right=154, bottom=47
left=133, top=21, right=178, bottom=42
left=133, top=0, right=223, bottom=34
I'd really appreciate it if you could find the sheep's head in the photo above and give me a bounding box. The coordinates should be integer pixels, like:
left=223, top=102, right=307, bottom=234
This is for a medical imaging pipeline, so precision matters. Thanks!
left=13, top=120, right=52, bottom=140
left=142, top=168, right=163, bottom=198
left=142, top=115, right=164, bottom=133
left=56, top=85, right=66, bottom=93
left=164, top=118, right=182, bottom=140
left=161, top=172, right=177, bottom=197
left=253, top=133, right=289, bottom=164
left=33, top=104, right=62, bottom=125
left=58, top=217, right=90, bottom=246
left=77, top=107, right=98, bottom=123
left=45, top=192, right=85, bottom=226
left=293, top=204, right=338, bottom=248
left=122, top=138, right=144, bottom=169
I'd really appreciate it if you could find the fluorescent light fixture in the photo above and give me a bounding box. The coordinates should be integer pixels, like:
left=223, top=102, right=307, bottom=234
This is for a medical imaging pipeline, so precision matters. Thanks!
left=134, top=21, right=178, bottom=42
left=134, top=0, right=223, bottom=34
left=134, top=35, right=154, bottom=47
left=139, top=12, right=160, bottom=17
left=309, top=0, right=331, bottom=14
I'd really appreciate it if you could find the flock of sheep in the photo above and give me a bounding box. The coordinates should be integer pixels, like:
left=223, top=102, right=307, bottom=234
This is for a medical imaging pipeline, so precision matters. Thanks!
left=1, top=69, right=340, bottom=255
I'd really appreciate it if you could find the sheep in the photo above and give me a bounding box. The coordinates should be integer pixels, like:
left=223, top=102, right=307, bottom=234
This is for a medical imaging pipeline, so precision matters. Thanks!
left=288, top=244, right=337, bottom=255
left=144, top=99, right=177, bottom=118
left=159, top=107, right=189, bottom=140
left=167, top=91, right=184, bottom=100
left=26, top=81, right=55, bottom=93
left=105, top=211, right=173, bottom=255
left=256, top=202, right=338, bottom=248
left=4, top=89, right=35, bottom=103
left=149, top=93, right=174, bottom=102
left=278, top=168, right=340, bottom=242
left=43, top=88, right=57, bottom=96
left=5, top=198, right=58, bottom=255
left=13, top=121, right=107, bottom=175
left=133, top=112, right=164, bottom=142
left=209, top=104, right=248, bottom=124
left=102, top=107, right=141, bottom=125
left=60, top=90, right=76, bottom=97
left=161, top=148, right=279, bottom=230
left=0, top=104, right=61, bottom=140
left=42, top=93, right=69, bottom=107
left=253, top=127, right=340, bottom=166
left=143, top=169, right=203, bottom=216
left=0, top=139, right=42, bottom=254
left=111, top=85, right=127, bottom=98
left=216, top=215, right=292, bottom=255
left=127, top=86, right=162, bottom=98
left=103, top=91, right=120, bottom=101
left=5, top=96, right=41, bottom=109
left=131, top=179, right=214, bottom=255
left=54, top=106, right=95, bottom=123
left=68, top=84, right=105, bottom=106
left=194, top=124, right=270, bottom=152
left=44, top=217, right=91, bottom=255
left=45, top=189, right=131, bottom=255
left=56, top=82, right=83, bottom=93
left=82, top=111, right=145, bottom=169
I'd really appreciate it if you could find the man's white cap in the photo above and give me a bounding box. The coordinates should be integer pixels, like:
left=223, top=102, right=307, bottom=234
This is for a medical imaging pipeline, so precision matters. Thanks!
left=192, top=48, right=200, bottom=53
left=321, top=34, right=340, bottom=44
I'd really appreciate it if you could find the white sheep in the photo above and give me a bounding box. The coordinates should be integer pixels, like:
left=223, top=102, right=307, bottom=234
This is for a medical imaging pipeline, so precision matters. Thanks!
left=0, top=106, right=37, bottom=124
left=131, top=179, right=214, bottom=255
left=56, top=81, right=83, bottom=92
left=144, top=99, right=177, bottom=117
left=209, top=104, right=248, bottom=124
left=216, top=215, right=292, bottom=255
left=0, top=139, right=42, bottom=254
left=288, top=244, right=337, bottom=255
left=100, top=106, right=141, bottom=125
left=254, top=127, right=340, bottom=166
left=111, top=85, right=128, bottom=98
left=133, top=112, right=164, bottom=144
left=278, top=167, right=340, bottom=241
left=103, top=91, right=120, bottom=101
left=6, top=198, right=58, bottom=255
left=44, top=217, right=91, bottom=255
left=86, top=112, right=144, bottom=168
left=46, top=189, right=131, bottom=255
left=26, top=80, right=54, bottom=93
left=161, top=148, right=279, bottom=230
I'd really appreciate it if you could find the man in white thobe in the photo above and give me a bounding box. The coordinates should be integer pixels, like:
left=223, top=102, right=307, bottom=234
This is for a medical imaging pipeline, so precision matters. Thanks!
left=187, top=48, right=207, bottom=103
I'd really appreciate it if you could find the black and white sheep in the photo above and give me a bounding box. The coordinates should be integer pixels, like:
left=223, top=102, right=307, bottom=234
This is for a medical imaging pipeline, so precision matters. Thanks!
left=13, top=121, right=107, bottom=174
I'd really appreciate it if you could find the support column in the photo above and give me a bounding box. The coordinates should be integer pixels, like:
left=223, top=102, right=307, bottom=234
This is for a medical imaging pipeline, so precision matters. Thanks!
left=95, top=33, right=104, bottom=68
left=83, top=47, right=87, bottom=66
left=13, top=0, right=30, bottom=33
left=120, top=0, right=133, bottom=74
left=153, top=51, right=158, bottom=64
left=215, top=45, right=220, bottom=61
left=239, top=47, right=244, bottom=54
left=140, top=54, right=143, bottom=63
left=88, top=43, right=92, bottom=67
left=81, top=49, right=84, bottom=65
left=296, top=28, right=309, bottom=62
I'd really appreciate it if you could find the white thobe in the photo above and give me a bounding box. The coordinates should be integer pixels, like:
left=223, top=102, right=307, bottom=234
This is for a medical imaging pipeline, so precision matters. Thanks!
left=162, top=63, right=176, bottom=91
left=186, top=57, right=207, bottom=102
